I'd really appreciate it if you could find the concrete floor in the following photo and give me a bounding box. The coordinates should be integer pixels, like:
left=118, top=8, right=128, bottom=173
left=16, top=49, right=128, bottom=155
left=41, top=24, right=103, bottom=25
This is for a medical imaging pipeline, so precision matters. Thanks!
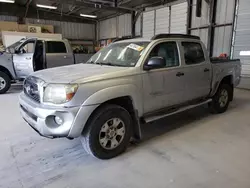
left=1, top=87, right=250, bottom=188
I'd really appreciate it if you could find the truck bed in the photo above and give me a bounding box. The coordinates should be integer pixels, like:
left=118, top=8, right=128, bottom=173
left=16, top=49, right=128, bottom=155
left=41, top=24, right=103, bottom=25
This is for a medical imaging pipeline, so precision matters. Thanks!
left=210, top=57, right=240, bottom=64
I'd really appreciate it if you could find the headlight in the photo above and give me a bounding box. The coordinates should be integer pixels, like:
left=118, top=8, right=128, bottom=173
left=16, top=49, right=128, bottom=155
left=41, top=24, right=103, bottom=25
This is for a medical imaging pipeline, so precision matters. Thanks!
left=43, top=84, right=78, bottom=104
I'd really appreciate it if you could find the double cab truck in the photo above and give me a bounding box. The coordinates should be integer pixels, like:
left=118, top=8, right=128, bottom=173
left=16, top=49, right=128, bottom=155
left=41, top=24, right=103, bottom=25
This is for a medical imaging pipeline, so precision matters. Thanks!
left=19, top=34, right=241, bottom=159
left=0, top=38, right=84, bottom=94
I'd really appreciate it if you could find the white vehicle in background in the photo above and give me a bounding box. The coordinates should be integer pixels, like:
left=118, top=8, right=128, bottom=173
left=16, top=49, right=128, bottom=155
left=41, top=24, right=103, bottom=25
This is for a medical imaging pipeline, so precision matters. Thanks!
left=0, top=38, right=88, bottom=94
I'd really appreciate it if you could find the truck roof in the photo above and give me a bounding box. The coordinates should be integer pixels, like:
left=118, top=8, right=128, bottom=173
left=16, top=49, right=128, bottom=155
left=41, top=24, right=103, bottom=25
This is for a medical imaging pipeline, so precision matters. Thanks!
left=26, top=37, right=65, bottom=41
left=114, top=34, right=200, bottom=44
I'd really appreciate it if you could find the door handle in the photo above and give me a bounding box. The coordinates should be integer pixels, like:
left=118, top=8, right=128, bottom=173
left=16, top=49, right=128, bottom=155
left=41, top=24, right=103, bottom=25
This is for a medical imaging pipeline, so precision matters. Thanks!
left=176, top=72, right=184, bottom=77
left=25, top=57, right=31, bottom=60
left=204, top=68, right=210, bottom=72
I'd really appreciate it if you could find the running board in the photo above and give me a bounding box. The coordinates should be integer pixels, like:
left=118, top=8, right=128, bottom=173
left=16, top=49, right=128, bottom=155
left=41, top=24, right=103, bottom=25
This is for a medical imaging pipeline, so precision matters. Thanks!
left=144, top=99, right=212, bottom=123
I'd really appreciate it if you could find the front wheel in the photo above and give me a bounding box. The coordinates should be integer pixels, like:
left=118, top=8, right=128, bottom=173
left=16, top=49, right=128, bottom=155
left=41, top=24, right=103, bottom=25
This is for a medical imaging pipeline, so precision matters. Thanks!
left=209, top=84, right=232, bottom=114
left=80, top=104, right=132, bottom=159
left=0, top=72, right=11, bottom=94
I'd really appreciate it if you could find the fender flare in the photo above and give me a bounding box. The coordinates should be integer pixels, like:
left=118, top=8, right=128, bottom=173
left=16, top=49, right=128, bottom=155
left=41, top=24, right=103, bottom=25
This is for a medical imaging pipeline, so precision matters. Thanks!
left=211, top=74, right=234, bottom=97
left=82, top=84, right=143, bottom=116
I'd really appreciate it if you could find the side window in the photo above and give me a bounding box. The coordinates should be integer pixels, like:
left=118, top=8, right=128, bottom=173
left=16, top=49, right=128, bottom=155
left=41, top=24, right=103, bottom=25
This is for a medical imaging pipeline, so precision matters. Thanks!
left=148, top=42, right=179, bottom=67
left=46, top=41, right=67, bottom=53
left=19, top=41, right=35, bottom=53
left=182, top=42, right=205, bottom=65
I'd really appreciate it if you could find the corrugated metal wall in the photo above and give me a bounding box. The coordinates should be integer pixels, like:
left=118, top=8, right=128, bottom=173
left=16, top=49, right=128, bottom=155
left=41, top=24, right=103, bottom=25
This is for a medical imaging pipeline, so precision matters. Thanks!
left=99, top=17, right=117, bottom=39
left=232, top=0, right=250, bottom=89
left=213, top=0, right=235, bottom=56
left=170, top=2, right=188, bottom=33
left=191, top=28, right=209, bottom=47
left=118, top=14, right=131, bottom=37
left=142, top=1, right=187, bottom=38
left=190, top=0, right=210, bottom=47
left=135, top=14, right=141, bottom=36
left=99, top=14, right=132, bottom=40
left=0, top=16, right=95, bottom=40
left=142, top=11, right=155, bottom=38
left=0, top=15, right=17, bottom=21
left=155, top=7, right=170, bottom=34
left=190, top=0, right=235, bottom=57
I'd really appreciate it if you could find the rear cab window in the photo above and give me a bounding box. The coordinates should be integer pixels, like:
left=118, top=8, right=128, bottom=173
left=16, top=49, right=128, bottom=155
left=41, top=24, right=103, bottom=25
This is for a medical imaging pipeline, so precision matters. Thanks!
left=182, top=42, right=205, bottom=65
left=46, top=41, right=67, bottom=53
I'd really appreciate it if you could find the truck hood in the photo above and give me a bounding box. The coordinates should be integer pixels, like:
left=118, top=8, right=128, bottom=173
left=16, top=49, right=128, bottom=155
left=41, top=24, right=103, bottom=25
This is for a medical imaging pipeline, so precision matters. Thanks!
left=31, top=64, right=131, bottom=83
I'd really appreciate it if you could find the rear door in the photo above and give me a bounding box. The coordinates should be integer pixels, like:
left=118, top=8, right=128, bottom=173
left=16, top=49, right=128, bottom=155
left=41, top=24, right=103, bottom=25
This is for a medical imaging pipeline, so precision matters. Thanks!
left=45, top=41, right=74, bottom=68
left=13, top=39, right=36, bottom=78
left=180, top=41, right=212, bottom=101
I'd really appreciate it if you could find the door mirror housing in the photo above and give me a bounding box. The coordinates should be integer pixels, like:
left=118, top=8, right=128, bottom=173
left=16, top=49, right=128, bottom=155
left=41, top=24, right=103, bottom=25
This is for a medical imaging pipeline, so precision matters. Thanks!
left=144, top=57, right=165, bottom=70
left=9, top=48, right=16, bottom=54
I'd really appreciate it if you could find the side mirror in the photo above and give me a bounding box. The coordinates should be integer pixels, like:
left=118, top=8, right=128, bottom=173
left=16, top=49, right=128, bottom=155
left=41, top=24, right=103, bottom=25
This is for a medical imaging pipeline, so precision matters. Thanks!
left=144, top=57, right=165, bottom=70
left=9, top=48, right=16, bottom=54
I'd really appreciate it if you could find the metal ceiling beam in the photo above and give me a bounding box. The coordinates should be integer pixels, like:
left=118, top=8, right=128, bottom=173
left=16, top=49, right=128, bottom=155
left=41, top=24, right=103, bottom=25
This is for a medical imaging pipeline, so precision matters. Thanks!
left=24, top=0, right=32, bottom=19
left=0, top=3, right=96, bottom=24
left=64, top=0, right=134, bottom=12
left=38, top=8, right=96, bottom=22
left=66, top=6, right=83, bottom=15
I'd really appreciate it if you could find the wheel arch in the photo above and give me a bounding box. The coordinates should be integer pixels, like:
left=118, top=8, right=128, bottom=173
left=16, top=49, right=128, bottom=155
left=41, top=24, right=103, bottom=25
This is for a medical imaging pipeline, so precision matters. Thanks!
left=0, top=65, right=13, bottom=80
left=82, top=95, right=142, bottom=140
left=212, top=75, right=234, bottom=101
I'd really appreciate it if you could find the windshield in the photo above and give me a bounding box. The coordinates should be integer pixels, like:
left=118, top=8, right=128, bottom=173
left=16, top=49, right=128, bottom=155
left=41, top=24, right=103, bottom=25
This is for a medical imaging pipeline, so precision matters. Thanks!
left=87, top=42, right=149, bottom=67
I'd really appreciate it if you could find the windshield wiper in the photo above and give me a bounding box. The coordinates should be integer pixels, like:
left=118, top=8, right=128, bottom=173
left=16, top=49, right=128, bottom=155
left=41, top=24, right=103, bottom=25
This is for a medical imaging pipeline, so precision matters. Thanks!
left=98, top=62, right=115, bottom=66
left=86, top=61, right=126, bottom=67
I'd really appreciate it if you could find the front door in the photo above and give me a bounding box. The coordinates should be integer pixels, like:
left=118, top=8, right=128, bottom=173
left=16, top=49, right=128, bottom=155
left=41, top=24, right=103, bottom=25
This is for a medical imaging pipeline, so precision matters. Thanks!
left=13, top=39, right=36, bottom=78
left=45, top=41, right=74, bottom=68
left=142, top=41, right=185, bottom=114
left=180, top=42, right=212, bottom=101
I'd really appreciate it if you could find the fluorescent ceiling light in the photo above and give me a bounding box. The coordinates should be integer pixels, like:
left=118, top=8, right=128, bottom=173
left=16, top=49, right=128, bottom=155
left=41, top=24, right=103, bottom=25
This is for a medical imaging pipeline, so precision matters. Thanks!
left=0, top=0, right=15, bottom=3
left=36, top=4, right=57, bottom=9
left=80, top=14, right=97, bottom=18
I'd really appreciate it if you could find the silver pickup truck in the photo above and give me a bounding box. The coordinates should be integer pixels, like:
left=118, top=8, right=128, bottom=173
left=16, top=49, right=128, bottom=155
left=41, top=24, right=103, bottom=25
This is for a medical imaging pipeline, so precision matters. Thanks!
left=19, top=34, right=241, bottom=159
left=0, top=38, right=84, bottom=94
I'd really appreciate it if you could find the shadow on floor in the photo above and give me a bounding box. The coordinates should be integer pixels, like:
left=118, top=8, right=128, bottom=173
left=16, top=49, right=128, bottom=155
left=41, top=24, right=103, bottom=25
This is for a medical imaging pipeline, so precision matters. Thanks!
left=6, top=85, right=23, bottom=94
left=131, top=94, right=250, bottom=148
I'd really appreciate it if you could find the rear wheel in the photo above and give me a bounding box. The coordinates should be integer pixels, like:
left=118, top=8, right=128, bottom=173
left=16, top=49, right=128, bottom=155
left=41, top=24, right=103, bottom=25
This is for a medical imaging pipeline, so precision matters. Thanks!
left=209, top=84, right=232, bottom=114
left=0, top=72, right=11, bottom=94
left=81, top=104, right=132, bottom=159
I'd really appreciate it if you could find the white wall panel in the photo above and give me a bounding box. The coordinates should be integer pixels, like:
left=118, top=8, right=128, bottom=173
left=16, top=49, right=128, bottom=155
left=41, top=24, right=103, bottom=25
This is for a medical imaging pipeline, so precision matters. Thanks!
left=0, top=15, right=17, bottom=22
left=216, top=0, right=235, bottom=24
left=191, top=28, right=208, bottom=47
left=0, top=17, right=95, bottom=40
left=118, top=14, right=131, bottom=37
left=170, top=2, right=188, bottom=33
left=135, top=14, right=141, bottom=36
left=155, top=7, right=170, bottom=34
left=191, top=0, right=210, bottom=28
left=99, top=17, right=117, bottom=39
left=232, top=0, right=250, bottom=81
left=213, top=26, right=232, bottom=57
left=143, top=11, right=155, bottom=38
left=99, top=14, right=132, bottom=40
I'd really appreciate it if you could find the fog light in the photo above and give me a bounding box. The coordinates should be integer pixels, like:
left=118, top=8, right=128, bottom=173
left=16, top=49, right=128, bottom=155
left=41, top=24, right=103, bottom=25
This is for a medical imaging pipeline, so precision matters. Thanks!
left=54, top=116, right=63, bottom=125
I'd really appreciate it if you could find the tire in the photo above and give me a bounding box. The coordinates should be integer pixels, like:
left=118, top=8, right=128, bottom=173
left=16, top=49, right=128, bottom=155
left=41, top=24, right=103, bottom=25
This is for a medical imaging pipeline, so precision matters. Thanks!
left=80, top=104, right=133, bottom=159
left=0, top=72, right=11, bottom=94
left=209, top=84, right=232, bottom=114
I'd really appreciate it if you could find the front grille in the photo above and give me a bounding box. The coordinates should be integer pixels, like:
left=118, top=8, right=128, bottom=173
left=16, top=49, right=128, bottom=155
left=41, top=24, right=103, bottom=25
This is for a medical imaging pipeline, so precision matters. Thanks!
left=24, top=77, right=41, bottom=103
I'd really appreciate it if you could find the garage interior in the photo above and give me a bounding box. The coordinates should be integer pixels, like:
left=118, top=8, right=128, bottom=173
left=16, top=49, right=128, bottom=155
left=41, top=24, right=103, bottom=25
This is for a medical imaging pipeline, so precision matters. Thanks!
left=0, top=0, right=250, bottom=187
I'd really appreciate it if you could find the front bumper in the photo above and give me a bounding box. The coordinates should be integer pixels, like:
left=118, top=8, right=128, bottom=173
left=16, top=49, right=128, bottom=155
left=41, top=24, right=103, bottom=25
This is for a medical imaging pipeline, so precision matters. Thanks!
left=19, top=92, right=98, bottom=138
